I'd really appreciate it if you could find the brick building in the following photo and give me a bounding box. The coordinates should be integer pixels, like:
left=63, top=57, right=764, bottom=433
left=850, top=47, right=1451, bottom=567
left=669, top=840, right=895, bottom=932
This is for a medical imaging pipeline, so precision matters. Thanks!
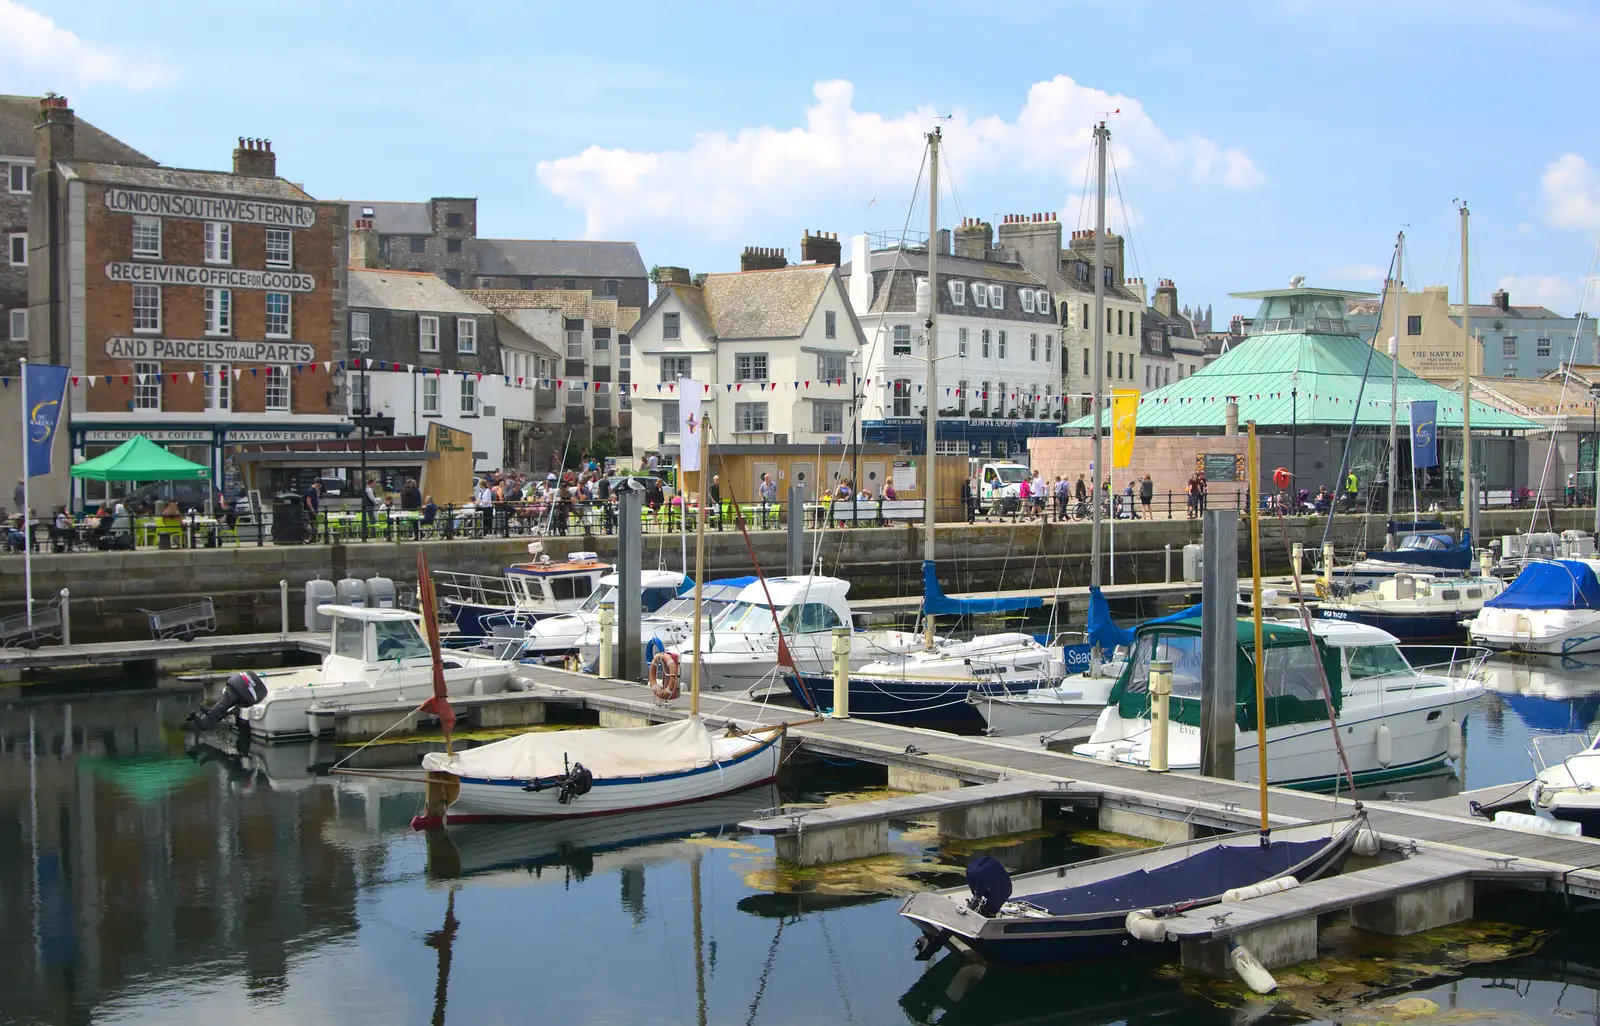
left=0, top=94, right=151, bottom=373
left=26, top=97, right=350, bottom=507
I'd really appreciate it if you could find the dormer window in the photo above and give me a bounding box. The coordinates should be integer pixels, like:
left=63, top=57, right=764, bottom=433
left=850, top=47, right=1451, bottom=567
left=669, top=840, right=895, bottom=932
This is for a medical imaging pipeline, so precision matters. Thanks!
left=989, top=285, right=1004, bottom=309
left=949, top=280, right=966, bottom=305
left=1021, top=290, right=1035, bottom=314
left=973, top=285, right=988, bottom=309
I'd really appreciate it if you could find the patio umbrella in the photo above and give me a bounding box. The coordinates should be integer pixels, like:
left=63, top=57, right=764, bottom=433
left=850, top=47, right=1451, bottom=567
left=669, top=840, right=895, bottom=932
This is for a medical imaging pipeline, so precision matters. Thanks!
left=70, top=435, right=210, bottom=481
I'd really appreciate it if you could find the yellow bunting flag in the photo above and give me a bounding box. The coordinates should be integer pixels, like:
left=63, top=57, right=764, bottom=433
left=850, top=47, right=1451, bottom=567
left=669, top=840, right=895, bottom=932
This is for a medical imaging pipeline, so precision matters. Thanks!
left=1112, top=388, right=1139, bottom=468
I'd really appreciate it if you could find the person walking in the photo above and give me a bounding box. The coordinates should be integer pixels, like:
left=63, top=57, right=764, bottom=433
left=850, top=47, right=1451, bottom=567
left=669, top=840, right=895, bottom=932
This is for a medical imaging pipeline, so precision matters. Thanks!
left=303, top=480, right=322, bottom=541
left=1054, top=476, right=1069, bottom=521
left=1345, top=470, right=1359, bottom=511
left=1139, top=473, right=1154, bottom=518
left=709, top=474, right=723, bottom=530
left=961, top=477, right=975, bottom=523
left=12, top=479, right=23, bottom=514
left=759, top=472, right=778, bottom=528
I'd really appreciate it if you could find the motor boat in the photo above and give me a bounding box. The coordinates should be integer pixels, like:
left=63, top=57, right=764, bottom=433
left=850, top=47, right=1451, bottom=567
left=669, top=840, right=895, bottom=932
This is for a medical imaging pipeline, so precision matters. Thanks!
left=1318, top=572, right=1505, bottom=643
left=413, top=718, right=783, bottom=825
left=573, top=576, right=753, bottom=671
left=433, top=551, right=612, bottom=637
left=194, top=605, right=517, bottom=742
left=900, top=814, right=1363, bottom=966
left=517, top=569, right=692, bottom=662
left=1072, top=615, right=1486, bottom=791
left=1327, top=528, right=1474, bottom=586
left=1467, top=559, right=1600, bottom=655
left=1530, top=732, right=1600, bottom=834
left=669, top=575, right=925, bottom=693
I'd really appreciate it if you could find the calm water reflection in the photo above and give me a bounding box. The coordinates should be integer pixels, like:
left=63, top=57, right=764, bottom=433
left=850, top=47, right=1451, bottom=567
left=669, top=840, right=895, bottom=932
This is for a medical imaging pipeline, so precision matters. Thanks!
left=2, top=656, right=1600, bottom=1026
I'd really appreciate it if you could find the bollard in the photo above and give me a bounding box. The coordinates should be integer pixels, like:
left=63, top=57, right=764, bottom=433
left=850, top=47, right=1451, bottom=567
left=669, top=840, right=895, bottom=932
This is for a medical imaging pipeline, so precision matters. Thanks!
left=831, top=625, right=851, bottom=718
left=1164, top=543, right=1172, bottom=583
left=1480, top=550, right=1493, bottom=580
left=1291, top=542, right=1304, bottom=577
left=1149, top=659, right=1172, bottom=773
left=1321, top=543, right=1335, bottom=591
left=59, top=588, right=70, bottom=647
left=598, top=601, right=615, bottom=679
left=280, top=580, right=290, bottom=636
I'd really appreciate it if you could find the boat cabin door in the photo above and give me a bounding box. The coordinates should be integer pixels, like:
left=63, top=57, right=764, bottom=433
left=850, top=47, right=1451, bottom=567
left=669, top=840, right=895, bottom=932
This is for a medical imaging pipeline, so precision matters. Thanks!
left=1394, top=574, right=1416, bottom=601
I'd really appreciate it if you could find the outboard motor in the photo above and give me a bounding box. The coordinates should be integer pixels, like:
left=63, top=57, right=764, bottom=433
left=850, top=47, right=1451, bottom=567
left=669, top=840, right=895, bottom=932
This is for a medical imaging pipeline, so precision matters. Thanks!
left=965, top=856, right=1013, bottom=917
left=187, top=671, right=267, bottom=730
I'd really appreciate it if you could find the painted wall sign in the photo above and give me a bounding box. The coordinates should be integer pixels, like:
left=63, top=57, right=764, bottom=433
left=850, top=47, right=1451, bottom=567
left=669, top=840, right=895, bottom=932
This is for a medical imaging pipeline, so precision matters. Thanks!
left=105, top=337, right=317, bottom=364
left=106, top=262, right=315, bottom=292
left=225, top=429, right=343, bottom=442
left=103, top=188, right=316, bottom=228
left=83, top=428, right=213, bottom=443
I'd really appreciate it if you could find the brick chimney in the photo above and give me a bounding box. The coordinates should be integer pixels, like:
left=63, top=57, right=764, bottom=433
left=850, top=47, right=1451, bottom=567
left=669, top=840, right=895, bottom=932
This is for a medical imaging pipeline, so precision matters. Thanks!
left=953, top=218, right=993, bottom=261
left=349, top=218, right=381, bottom=269
left=35, top=94, right=74, bottom=168
left=1492, top=288, right=1510, bottom=312
left=1153, top=278, right=1178, bottom=319
left=740, top=246, right=787, bottom=272
left=656, top=266, right=693, bottom=287
left=800, top=230, right=840, bottom=266
left=232, top=137, right=277, bottom=178
left=995, top=212, right=1062, bottom=284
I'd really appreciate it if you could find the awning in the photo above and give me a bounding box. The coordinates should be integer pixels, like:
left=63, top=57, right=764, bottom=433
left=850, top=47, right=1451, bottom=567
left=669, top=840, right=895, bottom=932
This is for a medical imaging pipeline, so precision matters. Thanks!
left=69, top=435, right=210, bottom=481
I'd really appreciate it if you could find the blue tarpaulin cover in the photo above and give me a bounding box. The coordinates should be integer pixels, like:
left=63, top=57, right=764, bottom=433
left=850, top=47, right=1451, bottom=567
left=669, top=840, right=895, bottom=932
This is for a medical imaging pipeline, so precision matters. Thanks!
left=1485, top=559, right=1600, bottom=611
left=1372, top=530, right=1473, bottom=572
left=1086, top=587, right=1135, bottom=650
left=1031, top=837, right=1330, bottom=915
left=922, top=561, right=1044, bottom=616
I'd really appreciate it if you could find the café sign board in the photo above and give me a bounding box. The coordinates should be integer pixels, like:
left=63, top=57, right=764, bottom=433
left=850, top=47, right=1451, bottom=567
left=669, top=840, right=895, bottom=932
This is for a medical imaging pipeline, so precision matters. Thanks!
left=106, top=337, right=317, bottom=364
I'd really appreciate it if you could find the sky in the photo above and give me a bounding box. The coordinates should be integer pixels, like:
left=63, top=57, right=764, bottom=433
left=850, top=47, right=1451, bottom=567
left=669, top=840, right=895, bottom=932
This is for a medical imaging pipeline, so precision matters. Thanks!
left=5, top=0, right=1600, bottom=321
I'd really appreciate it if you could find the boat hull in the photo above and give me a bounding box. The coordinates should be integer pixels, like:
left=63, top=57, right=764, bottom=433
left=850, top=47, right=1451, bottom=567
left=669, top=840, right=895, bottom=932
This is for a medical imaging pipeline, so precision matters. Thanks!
left=1317, top=607, right=1468, bottom=644
left=968, top=677, right=1119, bottom=736
left=789, top=673, right=1048, bottom=732
left=1470, top=608, right=1600, bottom=655
left=236, top=659, right=515, bottom=742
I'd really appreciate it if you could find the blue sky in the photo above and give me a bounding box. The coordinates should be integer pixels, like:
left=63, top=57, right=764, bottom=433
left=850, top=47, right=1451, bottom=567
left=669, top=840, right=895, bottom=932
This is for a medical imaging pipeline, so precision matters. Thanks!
left=6, top=0, right=1600, bottom=320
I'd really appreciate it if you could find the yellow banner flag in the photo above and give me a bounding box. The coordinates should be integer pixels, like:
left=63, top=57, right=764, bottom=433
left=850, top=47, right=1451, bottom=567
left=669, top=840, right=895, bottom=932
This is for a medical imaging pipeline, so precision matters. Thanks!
left=1111, top=388, right=1139, bottom=469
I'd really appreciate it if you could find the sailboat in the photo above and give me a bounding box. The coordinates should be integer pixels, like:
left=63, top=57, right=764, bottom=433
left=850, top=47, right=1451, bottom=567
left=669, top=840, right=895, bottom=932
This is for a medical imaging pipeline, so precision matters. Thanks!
left=900, top=389, right=1364, bottom=965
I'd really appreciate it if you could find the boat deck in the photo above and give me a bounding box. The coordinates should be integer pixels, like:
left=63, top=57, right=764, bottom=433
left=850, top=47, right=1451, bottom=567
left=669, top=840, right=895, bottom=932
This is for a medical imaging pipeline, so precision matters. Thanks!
left=0, top=631, right=329, bottom=673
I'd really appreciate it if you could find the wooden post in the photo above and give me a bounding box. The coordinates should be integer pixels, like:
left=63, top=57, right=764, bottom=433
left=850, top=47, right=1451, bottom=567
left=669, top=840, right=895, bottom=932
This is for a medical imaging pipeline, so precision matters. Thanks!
left=831, top=625, right=850, bottom=719
left=598, top=600, right=615, bottom=679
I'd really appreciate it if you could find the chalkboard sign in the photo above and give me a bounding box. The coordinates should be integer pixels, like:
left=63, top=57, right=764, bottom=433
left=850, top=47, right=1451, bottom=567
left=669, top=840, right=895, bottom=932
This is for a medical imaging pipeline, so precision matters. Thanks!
left=1202, top=453, right=1240, bottom=483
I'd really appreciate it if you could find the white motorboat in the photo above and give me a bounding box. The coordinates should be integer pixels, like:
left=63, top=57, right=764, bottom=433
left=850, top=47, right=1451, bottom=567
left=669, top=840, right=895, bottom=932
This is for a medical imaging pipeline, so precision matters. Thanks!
left=414, top=718, right=784, bottom=825
left=1318, top=572, right=1505, bottom=644
left=518, top=569, right=691, bottom=662
left=966, top=667, right=1122, bottom=737
left=573, top=576, right=753, bottom=670
left=205, top=605, right=517, bottom=742
left=1530, top=732, right=1600, bottom=835
left=1467, top=559, right=1600, bottom=655
left=433, top=551, right=612, bottom=637
left=1072, top=615, right=1486, bottom=790
left=1326, top=529, right=1476, bottom=586
left=669, top=575, right=925, bottom=692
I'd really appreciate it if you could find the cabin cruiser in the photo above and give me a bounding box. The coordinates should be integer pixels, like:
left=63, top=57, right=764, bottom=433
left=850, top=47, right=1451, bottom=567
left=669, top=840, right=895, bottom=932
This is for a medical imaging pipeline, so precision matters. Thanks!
left=433, top=551, right=612, bottom=637
left=573, top=576, right=753, bottom=671
left=669, top=575, right=925, bottom=692
left=1318, top=571, right=1505, bottom=643
left=517, top=569, right=692, bottom=662
left=1467, top=559, right=1600, bottom=655
left=1072, top=616, right=1486, bottom=790
left=1328, top=529, right=1474, bottom=587
left=192, top=605, right=516, bottom=742
left=1531, top=732, right=1600, bottom=835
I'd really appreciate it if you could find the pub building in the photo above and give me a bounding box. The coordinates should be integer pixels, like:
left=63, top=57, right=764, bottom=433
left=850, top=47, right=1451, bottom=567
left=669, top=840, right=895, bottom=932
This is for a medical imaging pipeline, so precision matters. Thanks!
left=27, top=97, right=351, bottom=509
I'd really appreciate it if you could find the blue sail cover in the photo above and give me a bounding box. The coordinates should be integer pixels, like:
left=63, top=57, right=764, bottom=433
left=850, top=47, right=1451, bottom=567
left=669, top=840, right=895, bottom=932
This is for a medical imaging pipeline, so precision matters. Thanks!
left=922, top=561, right=1044, bottom=616
left=1485, top=560, right=1600, bottom=611
left=1371, top=530, right=1473, bottom=572
left=1030, top=837, right=1330, bottom=915
left=1086, top=587, right=1135, bottom=650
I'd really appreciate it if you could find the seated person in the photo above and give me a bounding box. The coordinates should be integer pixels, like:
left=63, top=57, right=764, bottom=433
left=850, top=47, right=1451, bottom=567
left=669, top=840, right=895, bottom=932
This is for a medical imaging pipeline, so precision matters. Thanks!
left=421, top=495, right=438, bottom=525
left=7, top=513, right=24, bottom=552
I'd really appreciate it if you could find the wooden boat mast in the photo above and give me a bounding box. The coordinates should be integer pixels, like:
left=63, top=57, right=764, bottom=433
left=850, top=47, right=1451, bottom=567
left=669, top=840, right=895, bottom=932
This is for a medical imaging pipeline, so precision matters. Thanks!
left=1247, top=420, right=1270, bottom=844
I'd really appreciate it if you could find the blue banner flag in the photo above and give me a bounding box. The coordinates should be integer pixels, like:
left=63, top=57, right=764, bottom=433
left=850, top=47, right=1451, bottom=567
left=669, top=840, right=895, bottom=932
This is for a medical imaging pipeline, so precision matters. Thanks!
left=1410, top=399, right=1438, bottom=469
left=24, top=363, right=69, bottom=477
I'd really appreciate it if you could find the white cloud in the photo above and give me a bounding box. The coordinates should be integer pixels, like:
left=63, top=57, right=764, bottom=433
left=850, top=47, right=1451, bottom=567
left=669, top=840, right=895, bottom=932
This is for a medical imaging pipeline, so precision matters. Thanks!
left=1495, top=273, right=1598, bottom=315
left=0, top=0, right=175, bottom=92
left=537, top=77, right=1265, bottom=240
left=1542, top=153, right=1600, bottom=229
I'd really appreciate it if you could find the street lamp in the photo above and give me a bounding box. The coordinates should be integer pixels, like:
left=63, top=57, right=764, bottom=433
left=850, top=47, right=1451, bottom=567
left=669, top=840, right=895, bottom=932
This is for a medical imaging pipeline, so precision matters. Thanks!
left=1290, top=368, right=1300, bottom=497
left=1590, top=384, right=1600, bottom=534
left=356, top=361, right=370, bottom=542
left=849, top=351, right=862, bottom=527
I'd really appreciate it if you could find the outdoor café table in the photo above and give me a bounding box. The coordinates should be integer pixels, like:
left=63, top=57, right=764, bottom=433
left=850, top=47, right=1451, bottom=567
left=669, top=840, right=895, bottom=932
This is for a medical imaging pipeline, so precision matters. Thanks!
left=389, top=510, right=422, bottom=539
left=185, top=515, right=219, bottom=549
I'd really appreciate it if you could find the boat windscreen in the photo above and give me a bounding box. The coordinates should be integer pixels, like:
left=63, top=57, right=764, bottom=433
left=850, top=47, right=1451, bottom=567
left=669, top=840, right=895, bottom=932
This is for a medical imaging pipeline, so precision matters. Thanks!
left=373, top=619, right=431, bottom=661
left=1344, top=644, right=1412, bottom=680
left=578, top=584, right=618, bottom=614
left=715, top=601, right=777, bottom=634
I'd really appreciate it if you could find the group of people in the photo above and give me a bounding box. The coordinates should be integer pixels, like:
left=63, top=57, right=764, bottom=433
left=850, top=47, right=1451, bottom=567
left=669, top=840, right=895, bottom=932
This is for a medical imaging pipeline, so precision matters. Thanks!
left=966, top=471, right=1158, bottom=522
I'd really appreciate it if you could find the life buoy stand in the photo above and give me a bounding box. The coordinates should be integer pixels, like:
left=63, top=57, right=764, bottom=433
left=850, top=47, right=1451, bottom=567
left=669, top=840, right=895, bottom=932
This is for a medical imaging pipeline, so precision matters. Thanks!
left=649, top=651, right=681, bottom=701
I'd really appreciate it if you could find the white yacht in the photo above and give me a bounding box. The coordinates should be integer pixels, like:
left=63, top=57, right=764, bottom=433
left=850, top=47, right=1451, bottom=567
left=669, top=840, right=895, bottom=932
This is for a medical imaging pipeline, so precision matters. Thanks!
left=1530, top=732, right=1600, bottom=835
left=967, top=663, right=1123, bottom=737
left=518, top=569, right=691, bottom=662
left=1318, top=572, right=1505, bottom=644
left=433, top=552, right=612, bottom=638
left=1467, top=559, right=1600, bottom=655
left=574, top=576, right=753, bottom=671
left=1072, top=615, right=1486, bottom=790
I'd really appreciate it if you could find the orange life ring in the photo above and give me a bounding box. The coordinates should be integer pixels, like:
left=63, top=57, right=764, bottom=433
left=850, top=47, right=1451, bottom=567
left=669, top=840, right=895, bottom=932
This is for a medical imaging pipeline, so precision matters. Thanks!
left=649, top=651, right=681, bottom=701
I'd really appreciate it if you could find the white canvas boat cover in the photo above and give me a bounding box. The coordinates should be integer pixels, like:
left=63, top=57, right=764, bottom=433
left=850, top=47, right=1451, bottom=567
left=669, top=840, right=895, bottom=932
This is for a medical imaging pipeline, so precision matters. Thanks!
left=421, top=718, right=717, bottom=781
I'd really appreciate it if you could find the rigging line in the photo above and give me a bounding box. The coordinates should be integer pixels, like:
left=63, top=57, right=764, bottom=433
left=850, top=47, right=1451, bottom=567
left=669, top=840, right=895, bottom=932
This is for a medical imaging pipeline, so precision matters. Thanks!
left=938, top=138, right=968, bottom=224
left=1073, top=133, right=1096, bottom=234
left=1106, top=143, right=1152, bottom=287
left=818, top=913, right=860, bottom=1026
left=1525, top=227, right=1600, bottom=532
left=743, top=916, right=787, bottom=1026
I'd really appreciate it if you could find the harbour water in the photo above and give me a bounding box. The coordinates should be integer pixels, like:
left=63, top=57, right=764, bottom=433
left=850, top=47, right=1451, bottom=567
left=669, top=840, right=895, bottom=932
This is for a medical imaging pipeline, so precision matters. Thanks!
left=3, top=656, right=1600, bottom=1026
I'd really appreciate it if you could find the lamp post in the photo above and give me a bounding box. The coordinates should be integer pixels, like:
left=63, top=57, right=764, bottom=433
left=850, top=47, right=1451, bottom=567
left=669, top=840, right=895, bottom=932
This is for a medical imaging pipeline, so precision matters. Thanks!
left=849, top=352, right=862, bottom=527
left=1290, top=369, right=1300, bottom=496
left=357, top=362, right=370, bottom=542
left=1591, top=384, right=1600, bottom=534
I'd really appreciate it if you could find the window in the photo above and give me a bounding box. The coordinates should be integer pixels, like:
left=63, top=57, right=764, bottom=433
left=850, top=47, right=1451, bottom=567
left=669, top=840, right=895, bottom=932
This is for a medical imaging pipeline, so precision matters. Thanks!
left=892, top=378, right=913, bottom=417
left=1117, top=352, right=1124, bottom=379
left=823, top=309, right=838, bottom=340
left=203, top=221, right=231, bottom=264
left=265, top=228, right=292, bottom=268
left=973, top=284, right=988, bottom=309
left=444, top=269, right=461, bottom=287
left=1102, top=265, right=1113, bottom=286
left=265, top=292, right=291, bottom=338
left=133, top=361, right=161, bottom=410
left=461, top=376, right=478, bottom=415
left=818, top=353, right=846, bottom=382
left=7, top=233, right=25, bottom=266
left=982, top=329, right=991, bottom=358
left=593, top=381, right=612, bottom=405
left=997, top=330, right=1007, bottom=359
left=1145, top=365, right=1151, bottom=388
left=1407, top=314, right=1422, bottom=336
left=813, top=401, right=845, bottom=433
left=419, top=315, right=440, bottom=352
left=1082, top=348, right=1089, bottom=375
left=565, top=318, right=584, bottom=358
left=1107, top=307, right=1113, bottom=332
left=1537, top=336, right=1552, bottom=357
left=8, top=309, right=25, bottom=342
left=563, top=279, right=578, bottom=290
left=956, top=379, right=968, bottom=415
left=662, top=400, right=679, bottom=430
left=351, top=311, right=371, bottom=351
left=457, top=317, right=477, bottom=354
left=958, top=327, right=968, bottom=358
left=132, top=216, right=161, bottom=259
left=893, top=324, right=911, bottom=355
left=265, top=366, right=290, bottom=411
left=735, top=353, right=769, bottom=381
left=203, top=288, right=231, bottom=335
left=1116, top=309, right=1123, bottom=335
left=567, top=382, right=585, bottom=407
left=1029, top=333, right=1039, bottom=361
left=350, top=373, right=370, bottom=416
left=989, top=285, right=1003, bottom=309
left=998, top=381, right=1008, bottom=412
left=619, top=387, right=632, bottom=410
left=593, top=326, right=611, bottom=351
left=949, top=280, right=966, bottom=305
left=7, top=162, right=34, bottom=193
left=661, top=355, right=691, bottom=381
left=409, top=236, right=426, bottom=253
left=1022, top=289, right=1035, bottom=314
left=735, top=402, right=768, bottom=432
left=1044, top=333, right=1052, bottom=364
left=445, top=211, right=463, bottom=228
left=132, top=284, right=161, bottom=333
left=204, top=363, right=230, bottom=411
left=619, top=334, right=631, bottom=372
left=1502, top=335, right=1517, bottom=357
left=446, top=238, right=462, bottom=254
left=663, top=312, right=681, bottom=340
left=422, top=376, right=439, bottom=414
left=979, top=381, right=991, bottom=414
left=1036, top=290, right=1051, bottom=315
left=1082, top=302, right=1089, bottom=328
left=604, top=279, right=619, bottom=297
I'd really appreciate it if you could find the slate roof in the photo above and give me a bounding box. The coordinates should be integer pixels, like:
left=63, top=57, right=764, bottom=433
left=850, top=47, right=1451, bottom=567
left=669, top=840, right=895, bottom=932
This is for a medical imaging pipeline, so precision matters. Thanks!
left=346, top=200, right=432, bottom=235
left=1066, top=329, right=1539, bottom=432
left=1450, top=303, right=1570, bottom=321
left=663, top=282, right=713, bottom=338
left=493, top=315, right=559, bottom=360
left=62, top=161, right=313, bottom=201
left=472, top=239, right=646, bottom=279
left=700, top=265, right=833, bottom=339
left=1469, top=376, right=1598, bottom=418
left=841, top=247, right=1047, bottom=287
left=348, top=268, right=492, bottom=315
left=0, top=95, right=153, bottom=164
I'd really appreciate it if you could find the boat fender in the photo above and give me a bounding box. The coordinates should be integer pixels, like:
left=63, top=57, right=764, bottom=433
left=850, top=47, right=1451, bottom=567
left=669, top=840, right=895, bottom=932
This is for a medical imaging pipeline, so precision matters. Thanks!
left=1220, top=876, right=1300, bottom=903
left=1124, top=910, right=1169, bottom=943
left=649, top=651, right=681, bottom=701
left=965, top=856, right=1013, bottom=917
left=557, top=762, right=593, bottom=805
left=1375, top=723, right=1393, bottom=768
left=1493, top=810, right=1583, bottom=836
left=1353, top=828, right=1382, bottom=857
left=1230, top=941, right=1278, bottom=994
left=1446, top=718, right=1463, bottom=760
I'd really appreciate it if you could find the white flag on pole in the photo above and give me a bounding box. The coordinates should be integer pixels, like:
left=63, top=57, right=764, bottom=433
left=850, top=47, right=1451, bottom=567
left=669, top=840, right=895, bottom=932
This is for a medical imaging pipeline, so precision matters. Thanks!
left=678, top=378, right=704, bottom=472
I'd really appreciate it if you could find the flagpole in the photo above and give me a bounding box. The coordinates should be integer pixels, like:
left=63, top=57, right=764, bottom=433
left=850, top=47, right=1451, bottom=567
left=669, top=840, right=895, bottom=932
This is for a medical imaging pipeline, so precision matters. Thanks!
left=20, top=356, right=31, bottom=628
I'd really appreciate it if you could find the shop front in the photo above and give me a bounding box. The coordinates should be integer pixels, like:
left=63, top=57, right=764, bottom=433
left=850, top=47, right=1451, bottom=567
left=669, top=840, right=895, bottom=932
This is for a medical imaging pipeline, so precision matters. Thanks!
left=863, top=416, right=1062, bottom=461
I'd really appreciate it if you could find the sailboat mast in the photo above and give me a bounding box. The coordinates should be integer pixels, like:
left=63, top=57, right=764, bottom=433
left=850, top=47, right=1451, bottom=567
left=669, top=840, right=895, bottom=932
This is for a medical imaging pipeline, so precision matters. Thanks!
left=1389, top=232, right=1403, bottom=536
left=691, top=411, right=709, bottom=716
left=1247, top=420, right=1269, bottom=844
left=1459, top=202, right=1473, bottom=535
left=1091, top=121, right=1108, bottom=589
left=924, top=127, right=940, bottom=650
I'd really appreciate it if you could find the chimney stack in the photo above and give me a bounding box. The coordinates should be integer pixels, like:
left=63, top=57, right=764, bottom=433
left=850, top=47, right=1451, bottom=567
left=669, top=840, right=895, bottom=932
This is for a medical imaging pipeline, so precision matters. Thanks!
left=1153, top=278, right=1178, bottom=320
left=232, top=137, right=277, bottom=178
left=1492, top=288, right=1510, bottom=312
left=800, top=230, right=841, bottom=266
left=953, top=219, right=993, bottom=261
left=740, top=246, right=788, bottom=272
left=35, top=94, right=75, bottom=168
left=349, top=218, right=381, bottom=269
left=656, top=266, right=693, bottom=287
left=1224, top=397, right=1239, bottom=437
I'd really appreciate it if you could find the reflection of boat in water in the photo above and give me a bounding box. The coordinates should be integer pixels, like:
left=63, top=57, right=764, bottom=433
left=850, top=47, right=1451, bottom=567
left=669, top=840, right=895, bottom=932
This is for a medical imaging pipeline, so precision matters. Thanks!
left=734, top=889, right=886, bottom=919
left=426, top=784, right=778, bottom=879
left=899, top=951, right=1180, bottom=1026
left=1482, top=654, right=1600, bottom=735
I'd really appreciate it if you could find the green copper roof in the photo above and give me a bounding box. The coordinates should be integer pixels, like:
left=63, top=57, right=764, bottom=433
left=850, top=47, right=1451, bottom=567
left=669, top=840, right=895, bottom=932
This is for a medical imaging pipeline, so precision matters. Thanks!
left=1067, top=330, right=1539, bottom=432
